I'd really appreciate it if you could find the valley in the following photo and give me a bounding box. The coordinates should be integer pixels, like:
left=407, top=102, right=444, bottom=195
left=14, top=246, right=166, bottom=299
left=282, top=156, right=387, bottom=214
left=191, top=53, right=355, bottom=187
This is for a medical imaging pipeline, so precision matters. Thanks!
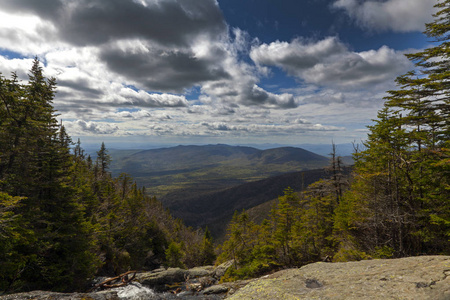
left=109, top=144, right=331, bottom=198
left=108, top=144, right=347, bottom=239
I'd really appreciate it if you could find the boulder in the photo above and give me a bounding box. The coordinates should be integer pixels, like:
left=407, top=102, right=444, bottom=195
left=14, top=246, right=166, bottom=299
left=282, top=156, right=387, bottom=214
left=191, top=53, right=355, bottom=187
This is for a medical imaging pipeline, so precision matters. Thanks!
left=0, top=290, right=120, bottom=300
left=134, top=266, right=217, bottom=292
left=202, top=284, right=229, bottom=295
left=135, top=268, right=188, bottom=291
left=187, top=266, right=214, bottom=278
left=226, top=255, right=450, bottom=300
left=213, top=260, right=235, bottom=279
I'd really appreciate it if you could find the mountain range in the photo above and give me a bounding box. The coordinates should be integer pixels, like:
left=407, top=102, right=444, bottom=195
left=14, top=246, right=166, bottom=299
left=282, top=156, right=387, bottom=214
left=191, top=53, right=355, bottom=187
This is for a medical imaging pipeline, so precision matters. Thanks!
left=109, top=144, right=331, bottom=198
left=108, top=144, right=349, bottom=238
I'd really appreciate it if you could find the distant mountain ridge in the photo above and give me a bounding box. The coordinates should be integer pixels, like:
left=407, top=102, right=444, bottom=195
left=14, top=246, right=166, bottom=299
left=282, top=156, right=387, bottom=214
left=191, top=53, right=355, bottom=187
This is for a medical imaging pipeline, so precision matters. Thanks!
left=110, top=144, right=330, bottom=198
left=115, top=144, right=326, bottom=170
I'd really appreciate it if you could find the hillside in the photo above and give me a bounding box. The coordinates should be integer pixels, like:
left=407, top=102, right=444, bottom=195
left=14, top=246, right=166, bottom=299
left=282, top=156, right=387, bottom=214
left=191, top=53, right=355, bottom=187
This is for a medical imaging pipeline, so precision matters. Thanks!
left=162, top=167, right=351, bottom=239
left=109, top=144, right=330, bottom=198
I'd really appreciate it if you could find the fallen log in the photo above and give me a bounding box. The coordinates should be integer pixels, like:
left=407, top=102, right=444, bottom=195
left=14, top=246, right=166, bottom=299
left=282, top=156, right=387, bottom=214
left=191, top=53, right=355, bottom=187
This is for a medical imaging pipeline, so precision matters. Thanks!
left=90, top=270, right=138, bottom=291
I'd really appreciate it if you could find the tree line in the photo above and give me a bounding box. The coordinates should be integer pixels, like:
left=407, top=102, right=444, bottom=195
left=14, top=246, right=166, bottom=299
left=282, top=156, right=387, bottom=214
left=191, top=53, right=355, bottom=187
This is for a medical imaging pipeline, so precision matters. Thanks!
left=217, top=1, right=449, bottom=281
left=0, top=60, right=215, bottom=293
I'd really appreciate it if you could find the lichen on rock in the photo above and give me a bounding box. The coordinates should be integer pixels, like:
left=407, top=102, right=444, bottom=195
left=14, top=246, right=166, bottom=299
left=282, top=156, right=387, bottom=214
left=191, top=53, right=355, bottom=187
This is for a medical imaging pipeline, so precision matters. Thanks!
left=225, top=256, right=450, bottom=300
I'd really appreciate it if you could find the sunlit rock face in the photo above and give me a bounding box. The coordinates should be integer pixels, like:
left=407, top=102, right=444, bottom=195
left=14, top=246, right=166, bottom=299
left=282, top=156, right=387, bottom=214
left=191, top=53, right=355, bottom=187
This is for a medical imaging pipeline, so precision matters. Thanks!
left=227, top=256, right=450, bottom=300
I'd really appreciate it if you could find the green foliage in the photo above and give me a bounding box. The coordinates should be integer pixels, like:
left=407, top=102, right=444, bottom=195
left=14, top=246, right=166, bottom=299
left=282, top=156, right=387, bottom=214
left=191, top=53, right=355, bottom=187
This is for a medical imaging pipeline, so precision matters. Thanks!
left=333, top=0, right=450, bottom=257
left=0, top=193, right=35, bottom=293
left=0, top=60, right=207, bottom=293
left=199, top=227, right=216, bottom=265
left=333, top=248, right=370, bottom=262
left=218, top=152, right=349, bottom=280
left=165, top=242, right=185, bottom=268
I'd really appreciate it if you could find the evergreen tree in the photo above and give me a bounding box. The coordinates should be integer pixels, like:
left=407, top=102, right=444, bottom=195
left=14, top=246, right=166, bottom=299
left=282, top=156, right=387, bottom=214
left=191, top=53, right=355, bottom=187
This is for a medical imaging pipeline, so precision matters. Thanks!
left=199, top=227, right=216, bottom=265
left=380, top=0, right=449, bottom=253
left=272, top=187, right=299, bottom=266
left=335, top=0, right=450, bottom=258
left=0, top=193, right=35, bottom=294
left=97, top=142, right=111, bottom=176
left=0, top=59, right=99, bottom=292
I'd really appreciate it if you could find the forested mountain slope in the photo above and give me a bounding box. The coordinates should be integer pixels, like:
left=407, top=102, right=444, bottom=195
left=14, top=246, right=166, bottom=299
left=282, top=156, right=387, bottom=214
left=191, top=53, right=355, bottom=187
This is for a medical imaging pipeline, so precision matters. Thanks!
left=162, top=167, right=351, bottom=239
left=109, top=144, right=330, bottom=198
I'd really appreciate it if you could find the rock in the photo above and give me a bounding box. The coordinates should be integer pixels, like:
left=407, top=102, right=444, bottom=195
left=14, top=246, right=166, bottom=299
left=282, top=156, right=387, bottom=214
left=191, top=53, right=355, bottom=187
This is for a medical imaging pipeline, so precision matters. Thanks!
left=135, top=268, right=188, bottom=291
left=213, top=260, right=235, bottom=279
left=134, top=266, right=218, bottom=292
left=187, top=266, right=214, bottom=278
left=0, top=290, right=120, bottom=300
left=226, top=255, right=450, bottom=300
left=202, top=284, right=229, bottom=295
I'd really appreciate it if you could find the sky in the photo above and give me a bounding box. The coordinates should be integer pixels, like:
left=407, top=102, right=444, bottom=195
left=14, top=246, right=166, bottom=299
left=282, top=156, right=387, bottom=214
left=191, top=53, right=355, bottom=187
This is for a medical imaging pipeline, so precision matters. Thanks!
left=0, top=0, right=438, bottom=149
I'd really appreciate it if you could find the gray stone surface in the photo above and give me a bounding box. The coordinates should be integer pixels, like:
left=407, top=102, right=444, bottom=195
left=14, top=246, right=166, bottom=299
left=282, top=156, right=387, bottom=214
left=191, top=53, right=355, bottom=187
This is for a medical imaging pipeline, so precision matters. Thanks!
left=213, top=260, right=234, bottom=279
left=135, top=267, right=188, bottom=287
left=187, top=266, right=214, bottom=278
left=0, top=290, right=121, bottom=300
left=226, top=256, right=450, bottom=300
left=202, top=284, right=229, bottom=295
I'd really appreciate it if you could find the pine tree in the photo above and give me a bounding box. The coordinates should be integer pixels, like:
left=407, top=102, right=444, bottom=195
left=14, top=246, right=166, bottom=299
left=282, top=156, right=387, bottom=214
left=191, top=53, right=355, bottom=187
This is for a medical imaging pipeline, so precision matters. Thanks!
left=335, top=0, right=450, bottom=258
left=272, top=187, right=299, bottom=266
left=380, top=0, right=450, bottom=254
left=200, top=227, right=216, bottom=265
left=0, top=60, right=99, bottom=292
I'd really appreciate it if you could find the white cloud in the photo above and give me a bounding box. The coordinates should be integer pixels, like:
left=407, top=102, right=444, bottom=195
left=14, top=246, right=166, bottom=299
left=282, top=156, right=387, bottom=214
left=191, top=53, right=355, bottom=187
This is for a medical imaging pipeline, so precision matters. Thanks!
left=0, top=10, right=60, bottom=55
left=251, top=37, right=412, bottom=91
left=0, top=0, right=414, bottom=144
left=0, top=0, right=297, bottom=123
left=66, top=120, right=120, bottom=135
left=0, top=56, right=35, bottom=79
left=333, top=0, right=437, bottom=32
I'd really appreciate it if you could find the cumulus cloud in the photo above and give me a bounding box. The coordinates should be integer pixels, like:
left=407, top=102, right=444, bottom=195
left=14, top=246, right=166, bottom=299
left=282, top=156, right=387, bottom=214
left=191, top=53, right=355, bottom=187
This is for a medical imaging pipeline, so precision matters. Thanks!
left=0, top=0, right=227, bottom=48
left=200, top=52, right=299, bottom=108
left=0, top=0, right=412, bottom=143
left=0, top=0, right=231, bottom=93
left=67, top=120, right=120, bottom=135
left=113, top=88, right=189, bottom=107
left=0, top=0, right=297, bottom=118
left=202, top=122, right=239, bottom=131
left=99, top=41, right=230, bottom=93
left=333, top=0, right=436, bottom=32
left=250, top=37, right=412, bottom=90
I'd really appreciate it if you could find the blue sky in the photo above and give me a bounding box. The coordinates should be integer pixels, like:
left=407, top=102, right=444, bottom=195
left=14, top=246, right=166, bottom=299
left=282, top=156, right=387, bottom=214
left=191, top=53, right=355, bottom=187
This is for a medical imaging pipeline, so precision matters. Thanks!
left=0, top=0, right=437, bottom=148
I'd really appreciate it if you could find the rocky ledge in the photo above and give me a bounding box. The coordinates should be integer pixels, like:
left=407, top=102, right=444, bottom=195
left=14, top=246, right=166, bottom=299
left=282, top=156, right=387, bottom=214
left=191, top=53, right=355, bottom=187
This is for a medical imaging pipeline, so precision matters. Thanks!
left=227, top=255, right=450, bottom=300
left=1, top=256, right=449, bottom=299
left=0, top=261, right=236, bottom=300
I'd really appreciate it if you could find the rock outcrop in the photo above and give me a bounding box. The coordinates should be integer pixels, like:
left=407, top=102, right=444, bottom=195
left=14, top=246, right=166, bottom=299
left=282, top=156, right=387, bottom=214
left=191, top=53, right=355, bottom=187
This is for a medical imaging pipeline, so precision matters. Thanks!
left=226, top=255, right=450, bottom=300
left=2, top=256, right=449, bottom=299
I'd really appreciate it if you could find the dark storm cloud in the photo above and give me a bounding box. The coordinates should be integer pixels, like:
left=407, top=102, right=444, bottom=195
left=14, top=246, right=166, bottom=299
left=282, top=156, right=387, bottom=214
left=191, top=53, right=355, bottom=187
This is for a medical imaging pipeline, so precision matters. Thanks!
left=3, top=0, right=231, bottom=92
left=100, top=46, right=230, bottom=92
left=58, top=78, right=104, bottom=97
left=1, top=0, right=64, bottom=19
left=61, top=0, right=226, bottom=47
left=3, top=0, right=226, bottom=48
